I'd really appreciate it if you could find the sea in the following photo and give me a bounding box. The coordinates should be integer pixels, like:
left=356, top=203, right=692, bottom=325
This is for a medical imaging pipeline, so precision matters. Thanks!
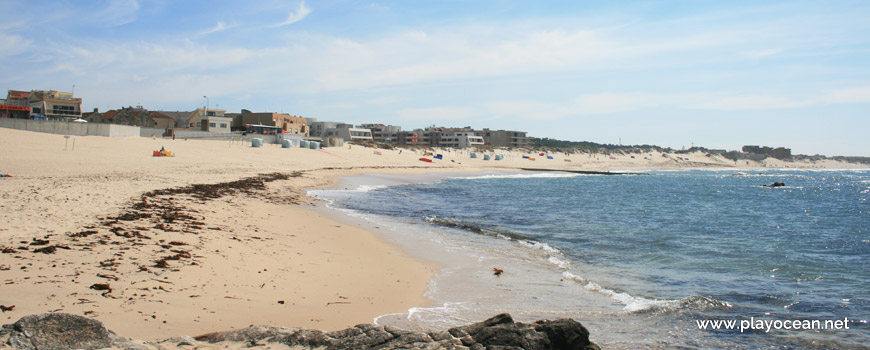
left=308, top=169, right=870, bottom=349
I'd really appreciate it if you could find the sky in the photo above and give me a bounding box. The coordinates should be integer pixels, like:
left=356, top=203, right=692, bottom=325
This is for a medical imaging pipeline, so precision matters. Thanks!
left=1, top=0, right=869, bottom=156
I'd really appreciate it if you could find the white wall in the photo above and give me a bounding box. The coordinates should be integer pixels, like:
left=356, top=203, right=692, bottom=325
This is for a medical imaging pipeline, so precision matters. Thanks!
left=0, top=119, right=140, bottom=137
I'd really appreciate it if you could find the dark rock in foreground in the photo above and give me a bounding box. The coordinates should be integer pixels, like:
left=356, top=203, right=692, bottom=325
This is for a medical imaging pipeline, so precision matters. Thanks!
left=1, top=312, right=599, bottom=350
left=0, top=313, right=129, bottom=350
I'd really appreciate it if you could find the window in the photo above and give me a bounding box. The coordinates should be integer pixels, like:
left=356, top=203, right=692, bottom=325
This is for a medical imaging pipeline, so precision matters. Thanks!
left=209, top=123, right=216, bottom=127
left=220, top=123, right=227, bottom=128
left=52, top=105, right=77, bottom=115
left=207, top=111, right=216, bottom=116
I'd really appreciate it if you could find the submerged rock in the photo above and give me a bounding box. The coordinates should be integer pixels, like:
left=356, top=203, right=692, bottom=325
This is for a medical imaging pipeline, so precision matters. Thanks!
left=1, top=313, right=599, bottom=350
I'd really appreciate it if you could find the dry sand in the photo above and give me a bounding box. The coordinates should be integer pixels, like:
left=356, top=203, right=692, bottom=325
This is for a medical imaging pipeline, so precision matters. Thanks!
left=0, top=127, right=864, bottom=343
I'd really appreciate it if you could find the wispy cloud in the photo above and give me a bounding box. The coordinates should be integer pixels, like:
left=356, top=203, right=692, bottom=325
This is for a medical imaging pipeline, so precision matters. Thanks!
left=96, top=0, right=140, bottom=27
left=397, top=107, right=477, bottom=122
left=0, top=32, right=32, bottom=58
left=200, top=21, right=234, bottom=36
left=821, top=86, right=870, bottom=104
left=740, top=48, right=784, bottom=60
left=271, top=1, right=312, bottom=27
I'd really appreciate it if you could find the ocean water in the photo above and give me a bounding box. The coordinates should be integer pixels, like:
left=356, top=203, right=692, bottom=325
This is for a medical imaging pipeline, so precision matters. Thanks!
left=309, top=170, right=870, bottom=349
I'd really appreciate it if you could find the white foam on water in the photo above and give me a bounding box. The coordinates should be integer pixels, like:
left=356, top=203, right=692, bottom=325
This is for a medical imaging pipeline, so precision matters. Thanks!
left=451, top=173, right=583, bottom=180
left=517, top=240, right=572, bottom=269
left=563, top=271, right=675, bottom=313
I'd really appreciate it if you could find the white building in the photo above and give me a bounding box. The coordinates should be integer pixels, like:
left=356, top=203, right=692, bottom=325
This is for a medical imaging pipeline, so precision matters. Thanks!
left=459, top=135, right=485, bottom=148
left=325, top=127, right=373, bottom=141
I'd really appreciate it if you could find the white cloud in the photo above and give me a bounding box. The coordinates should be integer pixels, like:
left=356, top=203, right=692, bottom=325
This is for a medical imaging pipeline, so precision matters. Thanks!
left=200, top=21, right=234, bottom=36
left=573, top=93, right=665, bottom=115
left=740, top=48, right=783, bottom=60
left=96, top=0, right=140, bottom=27
left=272, top=1, right=312, bottom=27
left=820, top=86, right=870, bottom=104
left=691, top=95, right=811, bottom=110
left=484, top=101, right=574, bottom=121
left=397, top=107, right=477, bottom=122
left=0, top=32, right=31, bottom=58
left=369, top=96, right=399, bottom=105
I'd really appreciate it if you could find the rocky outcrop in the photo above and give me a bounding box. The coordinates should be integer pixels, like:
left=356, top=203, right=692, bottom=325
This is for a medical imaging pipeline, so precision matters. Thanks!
left=1, top=313, right=599, bottom=350
left=0, top=313, right=140, bottom=350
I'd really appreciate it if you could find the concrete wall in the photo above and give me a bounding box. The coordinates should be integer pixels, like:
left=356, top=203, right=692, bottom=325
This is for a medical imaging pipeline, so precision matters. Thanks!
left=174, top=130, right=235, bottom=139
left=140, top=127, right=165, bottom=138
left=0, top=119, right=140, bottom=137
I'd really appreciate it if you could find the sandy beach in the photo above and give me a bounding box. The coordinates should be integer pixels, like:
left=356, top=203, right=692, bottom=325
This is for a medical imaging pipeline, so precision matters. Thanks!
left=0, top=127, right=864, bottom=342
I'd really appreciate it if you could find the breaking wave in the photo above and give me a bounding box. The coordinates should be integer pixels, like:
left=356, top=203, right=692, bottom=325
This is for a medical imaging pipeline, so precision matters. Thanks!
left=561, top=271, right=732, bottom=314
left=422, top=216, right=572, bottom=270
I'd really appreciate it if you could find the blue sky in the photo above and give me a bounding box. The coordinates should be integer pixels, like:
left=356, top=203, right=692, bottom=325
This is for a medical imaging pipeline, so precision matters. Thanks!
left=2, top=0, right=869, bottom=156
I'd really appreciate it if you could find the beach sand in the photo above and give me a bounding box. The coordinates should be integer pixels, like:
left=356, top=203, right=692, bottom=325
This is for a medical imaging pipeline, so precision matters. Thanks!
left=0, top=127, right=863, bottom=342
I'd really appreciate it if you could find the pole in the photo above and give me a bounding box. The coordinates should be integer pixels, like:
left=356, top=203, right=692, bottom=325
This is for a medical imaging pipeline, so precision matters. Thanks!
left=203, top=95, right=209, bottom=129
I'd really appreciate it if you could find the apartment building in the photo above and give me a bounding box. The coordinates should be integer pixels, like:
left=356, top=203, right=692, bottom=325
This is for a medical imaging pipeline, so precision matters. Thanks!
left=397, top=126, right=484, bottom=148
left=308, top=121, right=352, bottom=138
left=325, top=127, right=373, bottom=141
left=359, top=124, right=402, bottom=143
left=480, top=129, right=531, bottom=148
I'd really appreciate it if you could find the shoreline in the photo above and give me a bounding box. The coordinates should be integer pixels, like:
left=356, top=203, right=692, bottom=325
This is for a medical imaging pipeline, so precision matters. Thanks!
left=1, top=127, right=867, bottom=342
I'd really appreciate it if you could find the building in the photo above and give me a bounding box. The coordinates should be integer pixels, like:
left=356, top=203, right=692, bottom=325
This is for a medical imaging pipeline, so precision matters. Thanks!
left=188, top=108, right=231, bottom=133
left=28, top=90, right=82, bottom=120
left=742, top=145, right=792, bottom=160
left=325, top=127, right=373, bottom=141
left=0, top=90, right=31, bottom=119
left=480, top=129, right=530, bottom=148
left=359, top=124, right=402, bottom=143
left=235, top=110, right=308, bottom=135
left=397, top=126, right=484, bottom=148
left=1, top=89, right=81, bottom=120
left=432, top=127, right=483, bottom=148
left=308, top=121, right=352, bottom=138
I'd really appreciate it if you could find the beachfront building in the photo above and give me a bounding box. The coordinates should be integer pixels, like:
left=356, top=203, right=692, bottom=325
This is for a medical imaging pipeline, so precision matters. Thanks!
left=29, top=90, right=82, bottom=121
left=325, top=127, right=374, bottom=141
left=308, top=121, right=352, bottom=138
left=235, top=110, right=308, bottom=135
left=188, top=108, right=231, bottom=133
left=359, top=124, right=402, bottom=144
left=396, top=126, right=485, bottom=148
left=1, top=89, right=82, bottom=120
left=0, top=90, right=31, bottom=119
left=480, top=129, right=531, bottom=148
